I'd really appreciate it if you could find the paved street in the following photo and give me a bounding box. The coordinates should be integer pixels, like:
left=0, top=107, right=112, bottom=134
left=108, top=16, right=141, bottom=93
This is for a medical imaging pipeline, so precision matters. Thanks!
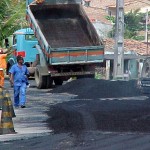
left=1, top=78, right=150, bottom=150
left=0, top=78, right=73, bottom=141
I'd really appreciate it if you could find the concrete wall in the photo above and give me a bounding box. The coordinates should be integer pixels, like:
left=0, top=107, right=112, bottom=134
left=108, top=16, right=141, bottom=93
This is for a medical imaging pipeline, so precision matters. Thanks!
left=93, top=21, right=113, bottom=39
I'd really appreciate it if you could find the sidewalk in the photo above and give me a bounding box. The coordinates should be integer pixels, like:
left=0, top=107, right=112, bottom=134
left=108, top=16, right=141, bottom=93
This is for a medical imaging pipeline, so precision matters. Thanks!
left=0, top=102, right=52, bottom=141
left=0, top=79, right=52, bottom=142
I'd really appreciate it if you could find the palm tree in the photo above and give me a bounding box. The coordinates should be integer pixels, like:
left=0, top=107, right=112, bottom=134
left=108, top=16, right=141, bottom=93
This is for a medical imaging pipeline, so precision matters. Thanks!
left=0, top=0, right=27, bottom=46
left=124, top=9, right=144, bottom=39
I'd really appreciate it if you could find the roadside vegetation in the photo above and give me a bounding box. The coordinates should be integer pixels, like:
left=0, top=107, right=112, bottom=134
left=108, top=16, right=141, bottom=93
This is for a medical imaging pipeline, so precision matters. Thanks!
left=107, top=9, right=150, bottom=41
left=0, top=0, right=27, bottom=46
left=0, top=1, right=149, bottom=47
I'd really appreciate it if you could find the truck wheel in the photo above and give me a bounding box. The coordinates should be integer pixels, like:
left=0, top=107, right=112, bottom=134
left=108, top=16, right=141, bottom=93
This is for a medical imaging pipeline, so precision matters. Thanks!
left=35, top=68, right=47, bottom=89
left=46, top=76, right=53, bottom=88
left=54, top=78, right=63, bottom=85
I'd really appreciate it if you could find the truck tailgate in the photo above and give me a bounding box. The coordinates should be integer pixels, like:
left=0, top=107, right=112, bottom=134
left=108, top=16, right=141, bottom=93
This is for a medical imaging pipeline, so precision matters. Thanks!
left=49, top=46, right=104, bottom=64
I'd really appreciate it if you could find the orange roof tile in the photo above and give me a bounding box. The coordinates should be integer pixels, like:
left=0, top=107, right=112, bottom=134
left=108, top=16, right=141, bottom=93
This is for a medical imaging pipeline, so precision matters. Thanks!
left=83, top=6, right=111, bottom=24
left=105, top=38, right=150, bottom=55
left=82, top=0, right=150, bottom=55
left=90, top=0, right=150, bottom=11
left=83, top=0, right=150, bottom=24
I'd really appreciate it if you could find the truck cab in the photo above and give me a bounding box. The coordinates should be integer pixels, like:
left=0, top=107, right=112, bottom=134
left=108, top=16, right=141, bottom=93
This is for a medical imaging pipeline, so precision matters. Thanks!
left=7, top=28, right=38, bottom=75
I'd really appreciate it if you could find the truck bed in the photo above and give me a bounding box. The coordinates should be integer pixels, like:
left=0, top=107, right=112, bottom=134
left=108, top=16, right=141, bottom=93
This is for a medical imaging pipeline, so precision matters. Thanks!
left=30, top=4, right=102, bottom=48
left=38, top=18, right=93, bottom=48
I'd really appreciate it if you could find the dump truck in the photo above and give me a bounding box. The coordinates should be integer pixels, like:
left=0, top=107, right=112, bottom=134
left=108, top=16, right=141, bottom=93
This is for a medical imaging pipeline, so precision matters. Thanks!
left=26, top=0, right=104, bottom=88
left=7, top=28, right=38, bottom=75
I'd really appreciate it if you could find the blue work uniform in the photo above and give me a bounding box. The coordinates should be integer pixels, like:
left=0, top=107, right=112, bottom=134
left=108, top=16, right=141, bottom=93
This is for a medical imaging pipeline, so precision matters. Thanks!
left=9, top=63, right=29, bottom=107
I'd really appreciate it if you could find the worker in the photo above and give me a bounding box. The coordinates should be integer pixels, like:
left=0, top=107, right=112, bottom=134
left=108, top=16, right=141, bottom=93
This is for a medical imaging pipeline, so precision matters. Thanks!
left=0, top=49, right=7, bottom=87
left=9, top=55, right=29, bottom=108
left=35, top=0, right=45, bottom=4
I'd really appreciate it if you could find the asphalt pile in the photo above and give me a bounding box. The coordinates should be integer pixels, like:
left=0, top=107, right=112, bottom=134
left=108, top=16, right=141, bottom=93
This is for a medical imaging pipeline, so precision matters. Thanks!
left=51, top=78, right=142, bottom=99
left=46, top=78, right=150, bottom=133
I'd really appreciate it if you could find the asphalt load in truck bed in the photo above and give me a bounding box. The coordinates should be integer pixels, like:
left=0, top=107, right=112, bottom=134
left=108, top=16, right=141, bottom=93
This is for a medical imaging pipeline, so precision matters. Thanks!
left=46, top=79, right=150, bottom=133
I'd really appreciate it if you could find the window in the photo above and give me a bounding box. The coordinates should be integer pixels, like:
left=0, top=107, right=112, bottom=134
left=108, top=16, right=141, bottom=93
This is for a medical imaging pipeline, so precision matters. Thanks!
left=25, top=34, right=37, bottom=41
left=13, top=35, right=17, bottom=45
left=5, top=38, right=9, bottom=48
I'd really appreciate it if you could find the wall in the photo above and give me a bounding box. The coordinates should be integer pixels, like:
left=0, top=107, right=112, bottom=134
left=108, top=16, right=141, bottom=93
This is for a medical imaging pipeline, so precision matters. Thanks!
left=93, top=21, right=113, bottom=39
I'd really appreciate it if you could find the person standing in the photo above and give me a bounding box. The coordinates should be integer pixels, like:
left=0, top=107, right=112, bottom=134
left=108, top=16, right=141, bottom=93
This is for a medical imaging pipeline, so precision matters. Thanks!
left=36, top=0, right=45, bottom=4
left=9, top=55, right=29, bottom=108
left=0, top=49, right=7, bottom=87
left=0, top=47, right=14, bottom=87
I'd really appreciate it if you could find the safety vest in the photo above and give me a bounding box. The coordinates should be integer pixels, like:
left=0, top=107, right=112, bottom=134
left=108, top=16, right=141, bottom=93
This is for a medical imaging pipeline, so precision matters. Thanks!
left=0, top=54, right=7, bottom=69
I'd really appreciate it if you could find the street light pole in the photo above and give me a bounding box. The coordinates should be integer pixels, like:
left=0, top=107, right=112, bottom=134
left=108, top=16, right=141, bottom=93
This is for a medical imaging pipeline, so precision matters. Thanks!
left=113, top=0, right=124, bottom=79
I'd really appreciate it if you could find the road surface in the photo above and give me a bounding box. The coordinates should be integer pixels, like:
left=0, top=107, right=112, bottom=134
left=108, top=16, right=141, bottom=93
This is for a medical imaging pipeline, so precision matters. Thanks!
left=0, top=78, right=150, bottom=150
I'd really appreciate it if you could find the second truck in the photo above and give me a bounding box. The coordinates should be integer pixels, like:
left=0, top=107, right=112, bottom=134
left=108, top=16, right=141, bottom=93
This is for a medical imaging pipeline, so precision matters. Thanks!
left=26, top=0, right=104, bottom=88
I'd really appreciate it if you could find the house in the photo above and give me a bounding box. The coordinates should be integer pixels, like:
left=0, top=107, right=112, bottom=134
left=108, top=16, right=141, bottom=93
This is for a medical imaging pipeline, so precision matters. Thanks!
left=104, top=38, right=150, bottom=80
left=81, top=0, right=150, bottom=80
left=83, top=4, right=113, bottom=38
left=107, top=0, right=150, bottom=15
left=82, top=0, right=150, bottom=38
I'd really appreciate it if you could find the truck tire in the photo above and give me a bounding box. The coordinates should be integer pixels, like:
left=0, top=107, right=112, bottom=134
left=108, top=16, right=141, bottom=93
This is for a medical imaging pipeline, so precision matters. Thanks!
left=54, top=78, right=63, bottom=85
left=46, top=76, right=53, bottom=88
left=35, top=68, right=47, bottom=89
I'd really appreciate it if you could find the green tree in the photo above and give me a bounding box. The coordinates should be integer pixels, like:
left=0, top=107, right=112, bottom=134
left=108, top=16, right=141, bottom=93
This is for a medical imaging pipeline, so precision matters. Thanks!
left=0, top=0, right=27, bottom=46
left=124, top=9, right=145, bottom=39
left=107, top=9, right=146, bottom=40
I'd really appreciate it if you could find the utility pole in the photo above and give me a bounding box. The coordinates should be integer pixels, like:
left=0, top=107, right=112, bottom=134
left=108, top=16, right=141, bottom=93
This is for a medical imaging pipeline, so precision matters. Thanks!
left=113, top=0, right=124, bottom=79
